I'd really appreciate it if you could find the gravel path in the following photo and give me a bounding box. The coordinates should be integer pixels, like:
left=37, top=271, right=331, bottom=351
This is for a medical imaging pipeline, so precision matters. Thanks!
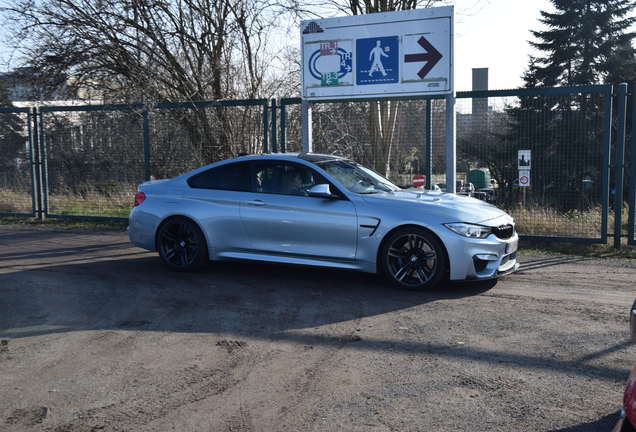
left=0, top=225, right=634, bottom=431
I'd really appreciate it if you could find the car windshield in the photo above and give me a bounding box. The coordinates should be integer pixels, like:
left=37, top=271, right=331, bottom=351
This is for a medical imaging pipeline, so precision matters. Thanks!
left=317, top=160, right=400, bottom=194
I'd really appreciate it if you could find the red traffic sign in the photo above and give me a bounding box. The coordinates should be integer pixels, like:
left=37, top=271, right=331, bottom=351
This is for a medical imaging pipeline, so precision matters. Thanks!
left=518, top=170, right=530, bottom=187
left=412, top=174, right=426, bottom=188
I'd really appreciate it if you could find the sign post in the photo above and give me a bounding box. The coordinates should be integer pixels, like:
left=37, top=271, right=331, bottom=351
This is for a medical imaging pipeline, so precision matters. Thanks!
left=517, top=150, right=531, bottom=206
left=300, top=7, right=454, bottom=187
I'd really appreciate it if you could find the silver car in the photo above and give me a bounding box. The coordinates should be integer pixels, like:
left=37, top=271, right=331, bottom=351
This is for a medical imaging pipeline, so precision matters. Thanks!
left=128, top=153, right=519, bottom=290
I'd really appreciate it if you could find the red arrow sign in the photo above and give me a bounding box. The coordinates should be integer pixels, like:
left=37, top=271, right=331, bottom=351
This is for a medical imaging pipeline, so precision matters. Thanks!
left=404, top=37, right=442, bottom=79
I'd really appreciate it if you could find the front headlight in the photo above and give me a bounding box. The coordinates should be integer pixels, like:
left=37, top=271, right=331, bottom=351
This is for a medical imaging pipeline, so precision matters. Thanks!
left=444, top=222, right=492, bottom=239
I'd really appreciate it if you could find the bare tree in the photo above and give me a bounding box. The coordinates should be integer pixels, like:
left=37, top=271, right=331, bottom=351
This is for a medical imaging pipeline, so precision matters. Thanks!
left=2, top=0, right=287, bottom=162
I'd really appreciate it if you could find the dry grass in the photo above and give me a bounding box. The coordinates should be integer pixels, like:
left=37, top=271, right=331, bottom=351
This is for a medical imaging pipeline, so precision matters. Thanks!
left=0, top=187, right=134, bottom=218
left=507, top=205, right=630, bottom=239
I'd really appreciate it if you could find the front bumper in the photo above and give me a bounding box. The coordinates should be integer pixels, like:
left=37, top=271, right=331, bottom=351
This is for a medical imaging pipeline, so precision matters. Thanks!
left=441, top=230, right=520, bottom=281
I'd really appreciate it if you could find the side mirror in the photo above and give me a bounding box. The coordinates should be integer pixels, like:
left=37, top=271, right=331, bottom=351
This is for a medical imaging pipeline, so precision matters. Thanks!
left=307, top=184, right=336, bottom=199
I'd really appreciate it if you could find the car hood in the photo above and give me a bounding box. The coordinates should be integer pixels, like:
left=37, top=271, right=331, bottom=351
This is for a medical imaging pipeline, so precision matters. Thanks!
left=361, top=190, right=511, bottom=224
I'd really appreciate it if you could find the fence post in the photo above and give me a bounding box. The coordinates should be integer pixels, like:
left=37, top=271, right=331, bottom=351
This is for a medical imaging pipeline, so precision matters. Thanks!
left=445, top=93, right=456, bottom=193
left=270, top=99, right=278, bottom=153
left=629, top=83, right=636, bottom=245
left=143, top=106, right=151, bottom=181
left=37, top=108, right=49, bottom=219
left=301, top=100, right=312, bottom=153
left=263, top=101, right=269, bottom=153
left=30, top=107, right=43, bottom=219
left=601, top=86, right=613, bottom=245
left=280, top=101, right=287, bottom=153
left=425, top=98, right=433, bottom=189
left=614, top=83, right=628, bottom=248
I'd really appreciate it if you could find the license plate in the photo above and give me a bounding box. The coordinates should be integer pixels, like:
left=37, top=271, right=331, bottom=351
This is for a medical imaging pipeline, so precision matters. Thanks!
left=506, top=238, right=519, bottom=254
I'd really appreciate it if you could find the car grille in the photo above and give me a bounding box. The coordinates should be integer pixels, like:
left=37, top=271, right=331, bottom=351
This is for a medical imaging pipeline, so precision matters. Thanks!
left=493, top=224, right=514, bottom=239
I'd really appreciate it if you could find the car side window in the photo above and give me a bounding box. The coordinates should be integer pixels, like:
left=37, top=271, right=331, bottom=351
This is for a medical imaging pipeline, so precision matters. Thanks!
left=253, top=162, right=327, bottom=197
left=188, top=162, right=251, bottom=191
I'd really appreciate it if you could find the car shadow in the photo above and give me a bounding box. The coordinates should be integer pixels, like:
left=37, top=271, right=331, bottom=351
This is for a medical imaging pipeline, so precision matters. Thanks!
left=547, top=411, right=621, bottom=432
left=0, top=254, right=495, bottom=340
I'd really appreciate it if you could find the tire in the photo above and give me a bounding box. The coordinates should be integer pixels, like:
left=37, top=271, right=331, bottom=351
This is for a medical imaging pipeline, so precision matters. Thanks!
left=156, top=217, right=208, bottom=272
left=380, top=227, right=447, bottom=290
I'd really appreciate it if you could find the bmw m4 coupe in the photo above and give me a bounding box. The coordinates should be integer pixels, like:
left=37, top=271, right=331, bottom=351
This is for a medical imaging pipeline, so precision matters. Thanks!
left=128, top=153, right=519, bottom=290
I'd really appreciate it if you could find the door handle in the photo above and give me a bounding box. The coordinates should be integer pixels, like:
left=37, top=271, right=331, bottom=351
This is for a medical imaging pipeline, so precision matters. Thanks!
left=247, top=199, right=265, bottom=206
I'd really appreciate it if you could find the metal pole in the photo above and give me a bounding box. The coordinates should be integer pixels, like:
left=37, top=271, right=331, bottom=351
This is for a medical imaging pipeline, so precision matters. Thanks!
left=38, top=109, right=49, bottom=219
left=628, top=83, right=636, bottom=245
left=31, top=107, right=43, bottom=220
left=280, top=102, right=287, bottom=153
left=270, top=99, right=278, bottom=153
left=143, top=106, right=151, bottom=181
left=445, top=93, right=456, bottom=193
left=27, top=108, right=37, bottom=217
left=425, top=99, right=433, bottom=189
left=263, top=102, right=269, bottom=153
left=614, top=83, right=628, bottom=249
left=600, top=86, right=613, bottom=245
left=301, top=99, right=312, bottom=153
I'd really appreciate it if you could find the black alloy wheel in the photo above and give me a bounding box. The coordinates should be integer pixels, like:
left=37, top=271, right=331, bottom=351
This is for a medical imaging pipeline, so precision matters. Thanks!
left=381, top=227, right=447, bottom=290
left=157, top=217, right=208, bottom=271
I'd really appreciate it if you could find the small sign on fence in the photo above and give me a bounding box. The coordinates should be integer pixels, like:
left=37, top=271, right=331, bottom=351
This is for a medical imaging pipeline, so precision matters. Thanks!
left=518, top=150, right=531, bottom=169
left=518, top=170, right=531, bottom=187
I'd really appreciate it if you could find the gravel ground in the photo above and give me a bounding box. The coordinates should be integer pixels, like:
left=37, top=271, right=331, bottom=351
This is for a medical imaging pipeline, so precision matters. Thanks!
left=0, top=224, right=634, bottom=432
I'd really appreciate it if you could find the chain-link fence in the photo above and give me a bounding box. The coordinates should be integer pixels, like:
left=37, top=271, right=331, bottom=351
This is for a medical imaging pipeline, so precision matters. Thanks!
left=1, top=86, right=634, bottom=247
left=281, top=97, right=448, bottom=188
left=151, top=100, right=268, bottom=179
left=281, top=85, right=614, bottom=242
left=40, top=105, right=145, bottom=218
left=455, top=86, right=611, bottom=241
left=0, top=108, right=35, bottom=216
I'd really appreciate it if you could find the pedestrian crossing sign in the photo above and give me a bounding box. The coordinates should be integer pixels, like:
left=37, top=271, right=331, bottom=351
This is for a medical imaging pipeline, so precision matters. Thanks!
left=356, top=36, right=399, bottom=85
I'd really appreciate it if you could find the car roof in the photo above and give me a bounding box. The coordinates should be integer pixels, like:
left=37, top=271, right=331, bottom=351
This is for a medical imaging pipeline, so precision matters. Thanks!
left=233, top=152, right=345, bottom=163
left=179, top=153, right=348, bottom=180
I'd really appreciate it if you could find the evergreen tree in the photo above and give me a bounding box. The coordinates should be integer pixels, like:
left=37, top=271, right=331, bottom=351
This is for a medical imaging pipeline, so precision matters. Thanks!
left=493, top=0, right=636, bottom=214
left=527, top=0, right=636, bottom=87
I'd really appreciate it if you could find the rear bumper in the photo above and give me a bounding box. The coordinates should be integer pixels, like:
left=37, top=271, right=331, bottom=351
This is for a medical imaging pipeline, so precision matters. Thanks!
left=127, top=208, right=157, bottom=251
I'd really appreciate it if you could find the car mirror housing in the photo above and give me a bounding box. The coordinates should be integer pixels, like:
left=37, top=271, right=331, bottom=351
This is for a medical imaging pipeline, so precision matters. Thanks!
left=307, top=184, right=336, bottom=199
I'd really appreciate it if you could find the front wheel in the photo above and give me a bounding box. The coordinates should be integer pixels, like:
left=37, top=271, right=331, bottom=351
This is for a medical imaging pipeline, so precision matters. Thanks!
left=157, top=217, right=208, bottom=271
left=380, top=227, right=447, bottom=290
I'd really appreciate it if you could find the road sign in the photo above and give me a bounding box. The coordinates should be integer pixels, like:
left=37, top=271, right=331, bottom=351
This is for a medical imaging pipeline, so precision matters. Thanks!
left=518, top=170, right=530, bottom=187
left=412, top=174, right=426, bottom=188
left=518, top=150, right=531, bottom=170
left=403, top=35, right=443, bottom=82
left=301, top=7, right=453, bottom=100
left=356, top=36, right=400, bottom=85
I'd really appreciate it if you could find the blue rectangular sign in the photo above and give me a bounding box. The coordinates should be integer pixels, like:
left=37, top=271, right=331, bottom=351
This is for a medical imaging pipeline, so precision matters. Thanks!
left=356, top=36, right=399, bottom=85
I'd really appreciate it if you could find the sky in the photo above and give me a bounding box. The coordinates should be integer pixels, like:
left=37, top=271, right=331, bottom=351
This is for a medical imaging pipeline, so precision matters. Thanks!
left=452, top=0, right=552, bottom=91
left=0, top=0, right=553, bottom=92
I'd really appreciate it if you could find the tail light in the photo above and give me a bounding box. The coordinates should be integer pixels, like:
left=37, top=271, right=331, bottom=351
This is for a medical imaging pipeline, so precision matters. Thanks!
left=134, top=192, right=146, bottom=206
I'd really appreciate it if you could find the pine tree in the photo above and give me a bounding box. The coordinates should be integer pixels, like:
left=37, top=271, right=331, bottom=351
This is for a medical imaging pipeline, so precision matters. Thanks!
left=527, top=0, right=636, bottom=87
left=490, top=1, right=636, bottom=213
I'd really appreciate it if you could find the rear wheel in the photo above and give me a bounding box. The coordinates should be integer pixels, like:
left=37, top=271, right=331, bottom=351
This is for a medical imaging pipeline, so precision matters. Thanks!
left=157, top=217, right=208, bottom=271
left=380, top=227, right=447, bottom=290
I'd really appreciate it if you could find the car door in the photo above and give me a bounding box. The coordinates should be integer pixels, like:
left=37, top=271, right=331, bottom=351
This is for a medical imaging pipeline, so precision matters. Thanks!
left=185, top=161, right=251, bottom=254
left=239, top=161, right=358, bottom=261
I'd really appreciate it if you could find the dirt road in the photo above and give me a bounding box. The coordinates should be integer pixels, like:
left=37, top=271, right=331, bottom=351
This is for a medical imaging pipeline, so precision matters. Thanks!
left=1, top=225, right=634, bottom=431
